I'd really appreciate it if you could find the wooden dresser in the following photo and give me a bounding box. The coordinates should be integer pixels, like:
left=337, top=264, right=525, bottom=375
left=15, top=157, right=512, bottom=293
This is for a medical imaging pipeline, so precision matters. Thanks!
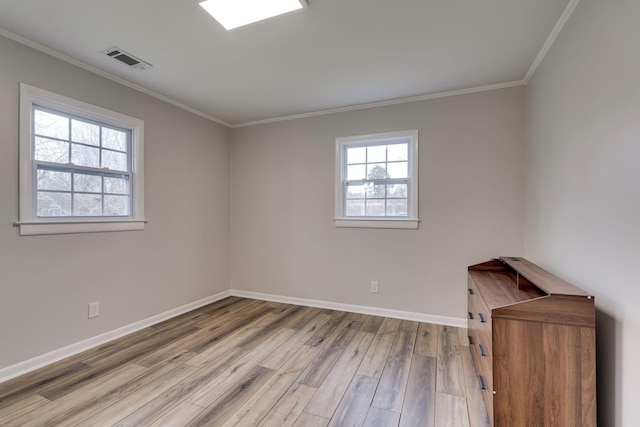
left=467, top=257, right=596, bottom=426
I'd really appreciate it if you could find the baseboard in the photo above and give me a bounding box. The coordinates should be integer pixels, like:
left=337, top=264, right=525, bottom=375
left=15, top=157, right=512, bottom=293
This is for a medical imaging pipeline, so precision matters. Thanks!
left=0, top=290, right=232, bottom=384
left=0, top=288, right=466, bottom=384
left=230, top=289, right=467, bottom=328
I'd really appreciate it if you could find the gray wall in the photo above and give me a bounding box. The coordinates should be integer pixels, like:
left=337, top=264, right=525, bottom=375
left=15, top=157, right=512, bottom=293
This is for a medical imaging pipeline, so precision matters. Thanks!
left=0, top=35, right=232, bottom=369
left=524, top=0, right=640, bottom=425
left=232, top=87, right=525, bottom=319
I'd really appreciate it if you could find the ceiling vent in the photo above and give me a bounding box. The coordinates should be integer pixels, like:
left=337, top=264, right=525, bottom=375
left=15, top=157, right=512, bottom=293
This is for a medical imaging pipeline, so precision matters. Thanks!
left=102, top=47, right=152, bottom=70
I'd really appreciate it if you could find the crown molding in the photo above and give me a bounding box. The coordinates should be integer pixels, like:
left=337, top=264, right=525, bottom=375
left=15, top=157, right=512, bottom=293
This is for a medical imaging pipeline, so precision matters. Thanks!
left=0, top=27, right=232, bottom=128
left=3, top=0, right=579, bottom=131
left=524, top=0, right=580, bottom=83
left=231, top=80, right=525, bottom=128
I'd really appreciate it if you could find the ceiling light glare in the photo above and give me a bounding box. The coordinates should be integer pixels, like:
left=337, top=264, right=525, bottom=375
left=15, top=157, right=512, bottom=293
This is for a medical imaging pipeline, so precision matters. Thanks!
left=200, top=0, right=304, bottom=30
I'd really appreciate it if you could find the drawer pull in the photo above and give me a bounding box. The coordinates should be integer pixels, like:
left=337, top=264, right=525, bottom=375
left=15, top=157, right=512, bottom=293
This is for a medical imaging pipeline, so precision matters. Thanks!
left=479, top=343, right=487, bottom=357
left=468, top=312, right=474, bottom=320
left=479, top=375, right=487, bottom=390
left=468, top=335, right=474, bottom=345
left=468, top=288, right=475, bottom=295
left=478, top=312, right=486, bottom=323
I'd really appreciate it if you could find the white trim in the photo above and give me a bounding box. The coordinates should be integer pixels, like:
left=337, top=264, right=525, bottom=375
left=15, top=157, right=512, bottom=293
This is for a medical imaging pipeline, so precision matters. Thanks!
left=0, top=290, right=232, bottom=384
left=15, top=219, right=147, bottom=236
left=334, top=218, right=419, bottom=229
left=231, top=289, right=467, bottom=328
left=0, top=28, right=231, bottom=128
left=232, top=81, right=524, bottom=128
left=524, top=0, right=580, bottom=83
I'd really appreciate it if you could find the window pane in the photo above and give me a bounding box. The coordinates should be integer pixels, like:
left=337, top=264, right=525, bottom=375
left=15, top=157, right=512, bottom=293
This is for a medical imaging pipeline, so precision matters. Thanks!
left=35, top=137, right=69, bottom=163
left=71, top=143, right=100, bottom=168
left=386, top=199, right=408, bottom=216
left=74, top=194, right=102, bottom=216
left=387, top=143, right=408, bottom=161
left=365, top=183, right=386, bottom=198
left=367, top=164, right=388, bottom=179
left=74, top=172, right=102, bottom=193
left=102, top=150, right=128, bottom=171
left=387, top=183, right=407, bottom=198
left=102, top=128, right=127, bottom=152
left=347, top=146, right=366, bottom=164
left=365, top=199, right=385, bottom=216
left=104, top=195, right=129, bottom=216
left=37, top=192, right=71, bottom=217
left=387, top=162, right=408, bottom=179
left=37, top=168, right=71, bottom=191
left=34, top=109, right=69, bottom=140
left=104, top=175, right=129, bottom=194
left=346, top=199, right=365, bottom=216
left=71, top=119, right=99, bottom=146
left=347, top=164, right=366, bottom=180
left=346, top=183, right=365, bottom=199
left=367, top=145, right=386, bottom=163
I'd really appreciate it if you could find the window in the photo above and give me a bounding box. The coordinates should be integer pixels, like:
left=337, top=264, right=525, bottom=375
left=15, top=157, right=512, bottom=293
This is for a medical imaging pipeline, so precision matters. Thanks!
left=17, top=84, right=145, bottom=235
left=335, top=130, right=419, bottom=229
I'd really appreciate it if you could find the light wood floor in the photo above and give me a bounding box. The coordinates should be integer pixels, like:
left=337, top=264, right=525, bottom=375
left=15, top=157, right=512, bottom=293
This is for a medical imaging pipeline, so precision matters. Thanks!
left=0, top=297, right=490, bottom=427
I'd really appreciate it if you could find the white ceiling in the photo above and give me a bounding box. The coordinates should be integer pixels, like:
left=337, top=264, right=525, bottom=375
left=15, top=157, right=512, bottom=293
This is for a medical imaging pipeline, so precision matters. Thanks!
left=0, top=0, right=571, bottom=126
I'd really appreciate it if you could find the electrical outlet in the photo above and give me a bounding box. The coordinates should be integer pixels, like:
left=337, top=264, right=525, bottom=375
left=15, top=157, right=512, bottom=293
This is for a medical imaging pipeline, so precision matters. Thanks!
left=88, top=301, right=100, bottom=318
left=370, top=281, right=379, bottom=293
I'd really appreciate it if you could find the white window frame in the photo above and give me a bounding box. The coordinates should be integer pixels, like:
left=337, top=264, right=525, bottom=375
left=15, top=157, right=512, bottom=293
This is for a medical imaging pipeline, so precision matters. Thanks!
left=335, top=129, right=419, bottom=229
left=16, top=83, right=145, bottom=236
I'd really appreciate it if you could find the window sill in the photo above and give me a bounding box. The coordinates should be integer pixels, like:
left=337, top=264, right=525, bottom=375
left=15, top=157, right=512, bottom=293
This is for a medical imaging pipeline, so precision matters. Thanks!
left=14, top=219, right=147, bottom=236
left=334, top=218, right=419, bottom=229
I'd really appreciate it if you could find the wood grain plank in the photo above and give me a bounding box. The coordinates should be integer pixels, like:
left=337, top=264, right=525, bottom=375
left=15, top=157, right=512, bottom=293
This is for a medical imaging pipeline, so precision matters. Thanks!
left=260, top=313, right=331, bottom=370
left=187, top=303, right=276, bottom=355
left=222, top=345, right=321, bottom=427
left=189, top=328, right=296, bottom=408
left=304, top=331, right=374, bottom=418
left=305, top=311, right=350, bottom=347
left=184, top=320, right=266, bottom=368
left=358, top=315, right=385, bottom=334
left=436, top=326, right=466, bottom=397
left=0, top=360, right=91, bottom=410
left=191, top=298, right=264, bottom=329
left=399, top=354, right=436, bottom=427
left=236, top=305, right=313, bottom=350
left=414, top=322, right=440, bottom=357
left=327, top=375, right=378, bottom=427
left=11, top=363, right=147, bottom=427
left=357, top=318, right=400, bottom=379
left=109, top=346, right=249, bottom=427
left=185, top=366, right=274, bottom=427
left=44, top=351, right=196, bottom=427
left=147, top=402, right=205, bottom=427
left=363, top=407, right=400, bottom=427
left=0, top=394, right=50, bottom=426
left=258, top=383, right=317, bottom=427
left=371, top=329, right=416, bottom=412
left=293, top=412, right=329, bottom=427
left=458, top=326, right=470, bottom=347
left=297, top=319, right=359, bottom=388
left=75, top=357, right=200, bottom=427
left=434, top=392, right=470, bottom=427
left=398, top=320, right=419, bottom=332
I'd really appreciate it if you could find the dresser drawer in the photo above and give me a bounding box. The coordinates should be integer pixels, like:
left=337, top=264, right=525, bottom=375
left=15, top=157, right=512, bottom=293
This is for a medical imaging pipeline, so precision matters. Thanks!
left=468, top=298, right=492, bottom=357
